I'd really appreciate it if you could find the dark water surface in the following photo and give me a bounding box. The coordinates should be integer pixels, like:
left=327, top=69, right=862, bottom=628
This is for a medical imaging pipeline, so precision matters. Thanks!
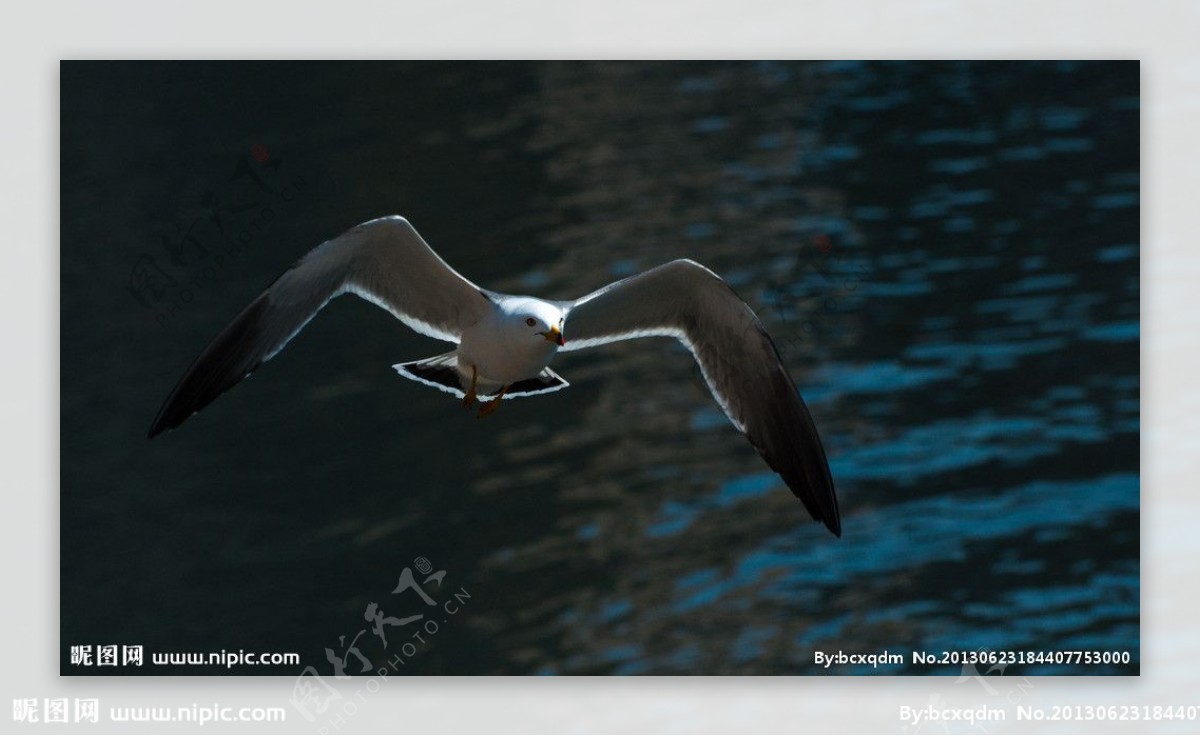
left=61, top=61, right=1139, bottom=675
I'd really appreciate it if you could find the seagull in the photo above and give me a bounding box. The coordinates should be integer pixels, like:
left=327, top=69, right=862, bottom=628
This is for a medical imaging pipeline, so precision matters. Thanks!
left=148, top=216, right=841, bottom=537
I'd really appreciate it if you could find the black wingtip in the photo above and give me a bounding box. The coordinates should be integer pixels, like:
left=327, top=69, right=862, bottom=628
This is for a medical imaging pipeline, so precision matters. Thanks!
left=818, top=479, right=842, bottom=538
left=762, top=364, right=842, bottom=539
left=147, top=413, right=172, bottom=439
left=147, top=402, right=184, bottom=439
left=147, top=404, right=174, bottom=439
left=147, top=292, right=271, bottom=441
left=824, top=515, right=842, bottom=538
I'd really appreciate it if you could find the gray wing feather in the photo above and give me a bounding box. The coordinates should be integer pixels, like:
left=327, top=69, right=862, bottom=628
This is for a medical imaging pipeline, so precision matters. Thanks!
left=149, top=216, right=490, bottom=436
left=562, top=259, right=841, bottom=537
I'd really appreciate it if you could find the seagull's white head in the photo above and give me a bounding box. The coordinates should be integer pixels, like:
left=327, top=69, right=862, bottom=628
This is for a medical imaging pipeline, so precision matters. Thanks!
left=501, top=298, right=565, bottom=347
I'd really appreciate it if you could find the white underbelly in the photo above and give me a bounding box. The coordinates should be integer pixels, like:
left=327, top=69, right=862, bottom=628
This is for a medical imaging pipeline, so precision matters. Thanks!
left=456, top=335, right=555, bottom=384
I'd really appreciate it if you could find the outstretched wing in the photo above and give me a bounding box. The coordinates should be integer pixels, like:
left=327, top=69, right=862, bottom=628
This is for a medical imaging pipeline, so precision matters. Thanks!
left=148, top=216, right=491, bottom=437
left=561, top=259, right=840, bottom=537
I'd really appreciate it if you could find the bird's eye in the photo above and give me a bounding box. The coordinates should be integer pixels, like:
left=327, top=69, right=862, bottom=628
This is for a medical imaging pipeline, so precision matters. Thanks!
left=525, top=317, right=537, bottom=327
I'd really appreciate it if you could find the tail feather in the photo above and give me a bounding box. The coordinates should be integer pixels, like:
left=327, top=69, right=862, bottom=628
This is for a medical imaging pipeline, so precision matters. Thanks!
left=393, top=353, right=569, bottom=400
left=505, top=368, right=570, bottom=398
left=393, top=352, right=467, bottom=397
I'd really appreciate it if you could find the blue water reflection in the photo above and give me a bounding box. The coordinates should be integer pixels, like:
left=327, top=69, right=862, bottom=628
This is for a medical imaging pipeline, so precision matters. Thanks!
left=493, top=61, right=1138, bottom=675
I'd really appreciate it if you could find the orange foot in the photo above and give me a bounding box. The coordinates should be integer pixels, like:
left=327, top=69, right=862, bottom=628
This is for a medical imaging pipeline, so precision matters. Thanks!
left=462, top=365, right=478, bottom=409
left=476, top=386, right=508, bottom=419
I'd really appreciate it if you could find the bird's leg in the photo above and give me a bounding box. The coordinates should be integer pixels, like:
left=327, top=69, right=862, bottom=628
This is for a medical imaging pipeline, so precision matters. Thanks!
left=462, top=365, right=478, bottom=409
left=476, top=385, right=508, bottom=419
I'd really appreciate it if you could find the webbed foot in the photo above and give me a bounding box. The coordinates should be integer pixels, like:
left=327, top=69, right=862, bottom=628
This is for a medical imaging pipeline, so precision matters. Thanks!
left=476, top=385, right=508, bottom=419
left=462, top=365, right=478, bottom=408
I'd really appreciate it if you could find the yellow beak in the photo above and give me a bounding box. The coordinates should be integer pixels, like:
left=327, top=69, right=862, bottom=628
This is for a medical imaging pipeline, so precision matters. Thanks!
left=543, top=324, right=565, bottom=346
